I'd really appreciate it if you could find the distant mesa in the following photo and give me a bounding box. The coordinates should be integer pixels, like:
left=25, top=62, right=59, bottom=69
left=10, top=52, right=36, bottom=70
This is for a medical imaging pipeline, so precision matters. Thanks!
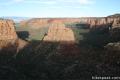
left=18, top=14, right=120, bottom=29
left=1, top=17, right=30, bottom=23
left=18, top=14, right=120, bottom=43
left=107, top=14, right=120, bottom=18
left=43, top=23, right=75, bottom=43
left=20, top=18, right=50, bottom=29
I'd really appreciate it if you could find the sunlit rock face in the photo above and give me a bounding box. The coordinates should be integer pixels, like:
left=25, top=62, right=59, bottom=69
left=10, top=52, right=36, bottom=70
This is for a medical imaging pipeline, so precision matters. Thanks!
left=43, top=22, right=78, bottom=56
left=78, top=17, right=120, bottom=29
left=20, top=18, right=50, bottom=28
left=43, top=23, right=75, bottom=43
left=0, top=19, right=17, bottom=40
left=0, top=19, right=27, bottom=54
left=20, top=14, right=120, bottom=30
left=0, top=19, right=18, bottom=49
left=48, top=18, right=81, bottom=24
left=111, top=18, right=120, bottom=28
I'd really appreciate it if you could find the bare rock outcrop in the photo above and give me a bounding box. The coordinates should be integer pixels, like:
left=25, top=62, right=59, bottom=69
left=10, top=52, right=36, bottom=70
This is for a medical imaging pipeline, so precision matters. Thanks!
left=105, top=42, right=120, bottom=51
left=0, top=19, right=17, bottom=50
left=0, top=19, right=17, bottom=40
left=43, top=22, right=80, bottom=56
left=76, top=17, right=119, bottom=29
left=0, top=19, right=27, bottom=54
left=43, top=23, right=75, bottom=43
left=20, top=18, right=49, bottom=29
left=20, top=14, right=120, bottom=30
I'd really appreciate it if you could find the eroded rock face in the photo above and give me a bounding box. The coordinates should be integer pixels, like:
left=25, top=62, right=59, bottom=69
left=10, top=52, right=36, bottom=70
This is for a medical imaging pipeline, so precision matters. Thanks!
left=0, top=19, right=18, bottom=49
left=20, top=14, right=120, bottom=29
left=43, top=22, right=79, bottom=56
left=0, top=19, right=17, bottom=40
left=48, top=18, right=81, bottom=24
left=73, top=17, right=120, bottom=29
left=0, top=19, right=27, bottom=54
left=44, top=23, right=75, bottom=43
left=20, top=18, right=49, bottom=29
left=47, top=17, right=119, bottom=29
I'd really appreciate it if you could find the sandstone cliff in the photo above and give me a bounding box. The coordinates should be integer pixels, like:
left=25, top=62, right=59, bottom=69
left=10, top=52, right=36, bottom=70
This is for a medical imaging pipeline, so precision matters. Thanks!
left=20, top=18, right=49, bottom=29
left=0, top=19, right=27, bottom=54
left=20, top=16, right=120, bottom=29
left=0, top=19, right=17, bottom=40
left=43, top=23, right=75, bottom=43
left=0, top=19, right=17, bottom=49
left=48, top=17, right=120, bottom=29
left=69, top=17, right=120, bottom=29
left=43, top=22, right=80, bottom=56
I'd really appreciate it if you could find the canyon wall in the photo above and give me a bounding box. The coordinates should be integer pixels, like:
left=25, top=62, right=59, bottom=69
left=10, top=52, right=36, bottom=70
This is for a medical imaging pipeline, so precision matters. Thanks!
left=20, top=16, right=120, bottom=29
left=0, top=19, right=17, bottom=49
left=20, top=18, right=50, bottom=29
left=44, top=23, right=75, bottom=43
left=43, top=22, right=79, bottom=56
left=0, top=19, right=27, bottom=53
left=79, top=17, right=120, bottom=29
left=0, top=19, right=17, bottom=40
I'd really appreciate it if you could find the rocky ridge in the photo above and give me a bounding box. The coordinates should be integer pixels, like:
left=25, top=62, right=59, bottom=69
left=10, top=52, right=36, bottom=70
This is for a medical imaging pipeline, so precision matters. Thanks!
left=20, top=18, right=50, bottom=29
left=20, top=15, right=120, bottom=29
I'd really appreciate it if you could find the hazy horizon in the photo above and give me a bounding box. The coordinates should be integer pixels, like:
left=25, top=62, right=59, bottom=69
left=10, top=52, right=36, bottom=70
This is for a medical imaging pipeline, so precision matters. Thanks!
left=1, top=13, right=119, bottom=18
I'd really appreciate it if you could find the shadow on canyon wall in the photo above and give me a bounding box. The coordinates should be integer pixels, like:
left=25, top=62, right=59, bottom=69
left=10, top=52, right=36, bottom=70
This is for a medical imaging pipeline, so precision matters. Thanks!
left=0, top=40, right=120, bottom=80
left=72, top=23, right=120, bottom=48
left=78, top=27, right=110, bottom=48
left=17, top=31, right=29, bottom=40
left=0, top=24, right=120, bottom=80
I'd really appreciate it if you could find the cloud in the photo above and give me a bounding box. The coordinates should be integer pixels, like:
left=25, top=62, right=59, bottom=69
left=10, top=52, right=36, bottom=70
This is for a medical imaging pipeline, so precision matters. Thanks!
left=23, top=0, right=57, bottom=5
left=0, top=0, right=24, bottom=6
left=0, top=2, right=14, bottom=6
left=40, top=5, right=88, bottom=9
left=19, top=0, right=93, bottom=8
left=0, top=0, right=95, bottom=8
left=13, top=0, right=24, bottom=3
left=58, top=0, right=94, bottom=5
left=12, top=0, right=95, bottom=5
left=78, top=0, right=94, bottom=4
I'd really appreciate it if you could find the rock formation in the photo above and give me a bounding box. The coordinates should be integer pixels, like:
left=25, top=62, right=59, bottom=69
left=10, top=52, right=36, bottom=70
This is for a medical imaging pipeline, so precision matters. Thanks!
left=0, top=19, right=17, bottom=49
left=0, top=19, right=27, bottom=54
left=71, top=17, right=120, bottom=29
left=105, top=42, right=120, bottom=51
left=20, top=18, right=50, bottom=29
left=0, top=19, right=17, bottom=40
left=107, top=14, right=120, bottom=18
left=43, top=22, right=79, bottom=56
left=20, top=17, right=120, bottom=30
left=43, top=23, right=75, bottom=43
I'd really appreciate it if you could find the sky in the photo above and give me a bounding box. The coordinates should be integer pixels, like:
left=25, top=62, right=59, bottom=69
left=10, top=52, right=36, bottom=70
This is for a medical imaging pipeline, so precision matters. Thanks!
left=0, top=0, right=120, bottom=17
